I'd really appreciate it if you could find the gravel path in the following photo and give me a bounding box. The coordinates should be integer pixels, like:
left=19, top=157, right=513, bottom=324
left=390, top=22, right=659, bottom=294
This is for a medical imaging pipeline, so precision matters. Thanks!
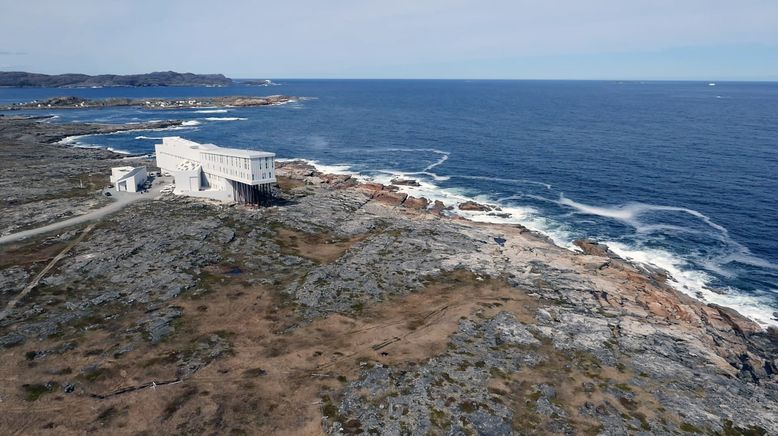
left=0, top=182, right=166, bottom=245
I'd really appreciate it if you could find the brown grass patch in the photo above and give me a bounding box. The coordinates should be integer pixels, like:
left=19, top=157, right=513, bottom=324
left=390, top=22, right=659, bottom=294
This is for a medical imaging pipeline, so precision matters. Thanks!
left=275, top=176, right=307, bottom=193
left=0, top=268, right=541, bottom=435
left=274, top=227, right=367, bottom=264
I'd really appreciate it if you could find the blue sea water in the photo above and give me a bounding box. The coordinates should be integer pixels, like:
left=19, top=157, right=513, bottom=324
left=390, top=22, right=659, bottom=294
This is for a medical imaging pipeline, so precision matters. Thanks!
left=2, top=80, right=777, bottom=325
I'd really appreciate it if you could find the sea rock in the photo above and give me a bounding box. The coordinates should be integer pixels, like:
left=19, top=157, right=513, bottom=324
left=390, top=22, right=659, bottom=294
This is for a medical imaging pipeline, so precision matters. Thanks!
left=390, top=178, right=421, bottom=187
left=458, top=201, right=492, bottom=211
left=487, top=212, right=512, bottom=218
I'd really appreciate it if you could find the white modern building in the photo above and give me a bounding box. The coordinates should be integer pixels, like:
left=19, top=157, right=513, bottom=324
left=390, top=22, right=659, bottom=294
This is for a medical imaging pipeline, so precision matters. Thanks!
left=154, top=136, right=276, bottom=203
left=110, top=166, right=148, bottom=193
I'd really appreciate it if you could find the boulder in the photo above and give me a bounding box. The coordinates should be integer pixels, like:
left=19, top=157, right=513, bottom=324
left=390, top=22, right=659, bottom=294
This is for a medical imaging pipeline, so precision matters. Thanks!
left=321, top=174, right=352, bottom=185
left=374, top=191, right=407, bottom=206
left=573, top=240, right=613, bottom=257
left=275, top=160, right=318, bottom=178
left=402, top=196, right=429, bottom=210
left=390, top=178, right=421, bottom=187
left=430, top=200, right=448, bottom=215
left=357, top=183, right=385, bottom=197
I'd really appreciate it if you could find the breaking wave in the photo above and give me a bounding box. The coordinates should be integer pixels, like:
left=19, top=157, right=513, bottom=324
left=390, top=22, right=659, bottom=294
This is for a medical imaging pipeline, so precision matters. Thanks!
left=606, top=242, right=777, bottom=327
left=557, top=196, right=778, bottom=326
left=134, top=135, right=165, bottom=140
left=203, top=117, right=247, bottom=121
left=106, top=147, right=131, bottom=155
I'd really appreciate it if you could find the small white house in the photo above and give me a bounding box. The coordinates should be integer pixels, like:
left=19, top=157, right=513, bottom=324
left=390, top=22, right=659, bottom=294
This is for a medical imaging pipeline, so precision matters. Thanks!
left=110, top=166, right=148, bottom=193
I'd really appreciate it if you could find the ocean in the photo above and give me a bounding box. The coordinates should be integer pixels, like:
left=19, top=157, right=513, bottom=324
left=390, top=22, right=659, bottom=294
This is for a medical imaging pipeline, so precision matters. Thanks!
left=2, top=80, right=777, bottom=326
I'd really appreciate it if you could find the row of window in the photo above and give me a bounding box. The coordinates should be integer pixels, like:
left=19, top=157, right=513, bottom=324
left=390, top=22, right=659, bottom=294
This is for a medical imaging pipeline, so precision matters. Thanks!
left=201, top=153, right=274, bottom=171
left=203, top=161, right=274, bottom=181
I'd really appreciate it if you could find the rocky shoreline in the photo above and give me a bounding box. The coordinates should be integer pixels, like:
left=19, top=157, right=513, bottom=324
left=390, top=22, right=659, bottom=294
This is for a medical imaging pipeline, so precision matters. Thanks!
left=2, top=95, right=297, bottom=111
left=0, top=117, right=776, bottom=435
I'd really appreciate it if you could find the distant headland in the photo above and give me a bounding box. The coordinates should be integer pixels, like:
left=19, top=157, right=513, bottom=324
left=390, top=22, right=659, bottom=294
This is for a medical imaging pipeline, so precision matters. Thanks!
left=0, top=71, right=275, bottom=88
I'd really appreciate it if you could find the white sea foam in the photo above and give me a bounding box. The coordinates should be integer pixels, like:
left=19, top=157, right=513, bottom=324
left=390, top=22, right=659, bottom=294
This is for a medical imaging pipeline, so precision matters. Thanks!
left=401, top=171, right=451, bottom=181
left=182, top=120, right=201, bottom=126
left=58, top=135, right=84, bottom=145
left=134, top=135, right=165, bottom=140
left=559, top=196, right=778, bottom=271
left=106, top=147, right=131, bottom=155
left=606, top=242, right=777, bottom=327
left=279, top=158, right=372, bottom=183
left=381, top=148, right=452, bottom=181
left=203, top=117, right=247, bottom=121
left=559, top=196, right=729, bottom=234
left=194, top=109, right=231, bottom=114
left=297, top=157, right=575, bottom=249
left=557, top=196, right=778, bottom=327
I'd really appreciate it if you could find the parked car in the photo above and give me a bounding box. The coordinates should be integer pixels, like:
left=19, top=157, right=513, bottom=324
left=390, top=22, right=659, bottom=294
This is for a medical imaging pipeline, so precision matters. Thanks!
left=104, top=191, right=112, bottom=197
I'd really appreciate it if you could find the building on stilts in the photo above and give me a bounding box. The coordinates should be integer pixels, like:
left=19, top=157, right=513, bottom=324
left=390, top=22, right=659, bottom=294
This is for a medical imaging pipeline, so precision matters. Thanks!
left=154, top=136, right=275, bottom=204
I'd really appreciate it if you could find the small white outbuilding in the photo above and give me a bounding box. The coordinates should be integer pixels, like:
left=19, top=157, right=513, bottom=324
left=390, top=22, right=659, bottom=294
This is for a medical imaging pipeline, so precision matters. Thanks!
left=110, top=166, right=148, bottom=193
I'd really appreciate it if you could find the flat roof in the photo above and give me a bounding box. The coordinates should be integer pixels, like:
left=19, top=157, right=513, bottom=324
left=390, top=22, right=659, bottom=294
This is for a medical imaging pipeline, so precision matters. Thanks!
left=114, top=166, right=146, bottom=182
left=161, top=136, right=274, bottom=159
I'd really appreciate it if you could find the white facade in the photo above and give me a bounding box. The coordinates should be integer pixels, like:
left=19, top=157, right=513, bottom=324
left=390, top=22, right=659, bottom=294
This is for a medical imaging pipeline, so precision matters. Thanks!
left=154, top=137, right=276, bottom=203
left=110, top=166, right=147, bottom=193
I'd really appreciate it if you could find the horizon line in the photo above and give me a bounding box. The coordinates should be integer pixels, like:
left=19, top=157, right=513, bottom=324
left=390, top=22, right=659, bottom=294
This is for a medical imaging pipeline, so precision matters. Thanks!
left=238, top=77, right=778, bottom=83
left=2, top=70, right=777, bottom=83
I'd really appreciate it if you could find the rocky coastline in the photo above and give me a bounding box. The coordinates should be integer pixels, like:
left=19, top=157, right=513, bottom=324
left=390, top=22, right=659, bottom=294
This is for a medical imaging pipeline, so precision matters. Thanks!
left=2, top=95, right=298, bottom=111
left=0, top=116, right=776, bottom=435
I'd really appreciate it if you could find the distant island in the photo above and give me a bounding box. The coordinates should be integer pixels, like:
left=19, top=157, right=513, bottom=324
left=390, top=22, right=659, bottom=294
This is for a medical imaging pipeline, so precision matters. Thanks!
left=0, top=71, right=276, bottom=88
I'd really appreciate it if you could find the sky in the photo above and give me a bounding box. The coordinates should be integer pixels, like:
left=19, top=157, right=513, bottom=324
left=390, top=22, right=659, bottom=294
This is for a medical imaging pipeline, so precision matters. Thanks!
left=1, top=0, right=777, bottom=80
